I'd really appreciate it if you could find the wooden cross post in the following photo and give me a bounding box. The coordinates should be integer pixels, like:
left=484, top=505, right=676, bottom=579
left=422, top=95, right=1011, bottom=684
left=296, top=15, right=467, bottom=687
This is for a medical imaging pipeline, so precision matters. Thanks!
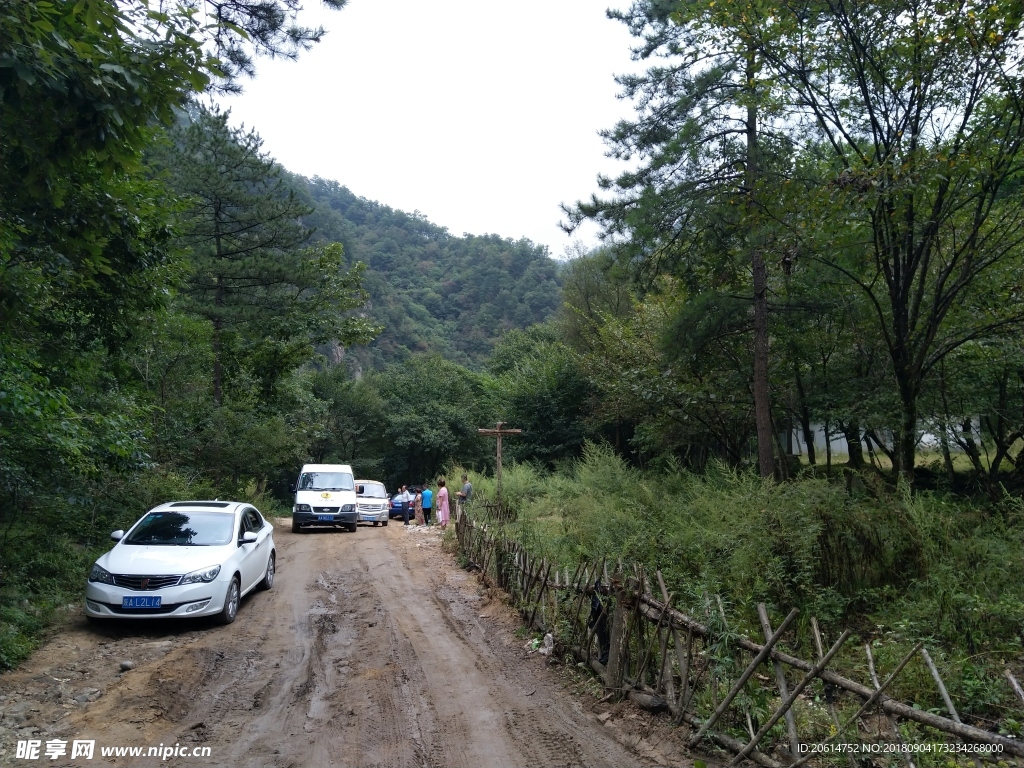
left=477, top=421, right=522, bottom=498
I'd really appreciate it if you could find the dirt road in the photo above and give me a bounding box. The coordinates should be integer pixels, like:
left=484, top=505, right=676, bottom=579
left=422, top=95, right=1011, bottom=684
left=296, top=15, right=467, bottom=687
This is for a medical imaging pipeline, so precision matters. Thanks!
left=1, top=521, right=685, bottom=767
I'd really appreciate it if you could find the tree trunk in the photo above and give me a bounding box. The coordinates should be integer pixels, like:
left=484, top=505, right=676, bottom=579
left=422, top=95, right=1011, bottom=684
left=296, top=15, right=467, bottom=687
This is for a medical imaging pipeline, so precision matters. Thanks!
left=212, top=288, right=223, bottom=406
left=794, top=366, right=816, bottom=465
left=747, top=49, right=774, bottom=480
left=985, top=369, right=1013, bottom=475
left=864, top=432, right=881, bottom=471
left=936, top=363, right=956, bottom=484
left=989, top=426, right=1022, bottom=478
left=937, top=419, right=956, bottom=486
left=212, top=222, right=225, bottom=406
left=824, top=418, right=832, bottom=473
left=842, top=421, right=864, bottom=468
left=866, top=428, right=897, bottom=467
left=959, top=419, right=984, bottom=473
left=892, top=351, right=919, bottom=483
left=894, top=392, right=918, bottom=482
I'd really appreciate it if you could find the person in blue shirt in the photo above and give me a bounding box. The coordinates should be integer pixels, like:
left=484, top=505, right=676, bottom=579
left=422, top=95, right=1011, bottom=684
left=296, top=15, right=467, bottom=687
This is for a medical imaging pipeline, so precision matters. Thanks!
left=421, top=485, right=433, bottom=525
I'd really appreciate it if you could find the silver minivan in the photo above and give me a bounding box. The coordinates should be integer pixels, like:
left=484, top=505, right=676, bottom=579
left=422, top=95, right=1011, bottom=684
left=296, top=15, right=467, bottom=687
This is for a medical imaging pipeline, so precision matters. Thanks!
left=356, top=480, right=390, bottom=526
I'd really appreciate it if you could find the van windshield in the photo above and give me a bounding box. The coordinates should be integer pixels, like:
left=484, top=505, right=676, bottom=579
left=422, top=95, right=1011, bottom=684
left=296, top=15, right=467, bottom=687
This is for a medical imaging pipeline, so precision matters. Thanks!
left=298, top=472, right=354, bottom=491
left=358, top=482, right=387, bottom=498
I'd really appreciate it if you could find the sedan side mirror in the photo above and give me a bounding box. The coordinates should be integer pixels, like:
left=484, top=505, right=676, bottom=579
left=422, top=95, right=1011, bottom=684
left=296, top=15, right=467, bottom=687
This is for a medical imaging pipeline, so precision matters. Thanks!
left=110, top=530, right=124, bottom=541
left=241, top=531, right=258, bottom=544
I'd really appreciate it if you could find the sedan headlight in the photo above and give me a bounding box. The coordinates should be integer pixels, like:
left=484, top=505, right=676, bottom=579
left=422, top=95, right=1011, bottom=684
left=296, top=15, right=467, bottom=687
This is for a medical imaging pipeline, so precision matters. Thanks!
left=181, top=565, right=222, bottom=584
left=295, top=503, right=312, bottom=513
left=341, top=504, right=355, bottom=513
left=88, top=564, right=114, bottom=584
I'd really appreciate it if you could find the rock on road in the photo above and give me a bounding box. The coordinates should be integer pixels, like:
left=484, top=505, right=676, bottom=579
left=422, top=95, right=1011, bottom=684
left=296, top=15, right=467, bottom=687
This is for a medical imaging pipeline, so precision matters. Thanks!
left=0, top=520, right=675, bottom=768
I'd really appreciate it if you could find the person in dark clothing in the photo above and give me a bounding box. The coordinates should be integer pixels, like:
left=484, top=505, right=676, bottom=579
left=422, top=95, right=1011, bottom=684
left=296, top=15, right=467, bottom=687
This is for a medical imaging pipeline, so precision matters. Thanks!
left=398, top=485, right=413, bottom=525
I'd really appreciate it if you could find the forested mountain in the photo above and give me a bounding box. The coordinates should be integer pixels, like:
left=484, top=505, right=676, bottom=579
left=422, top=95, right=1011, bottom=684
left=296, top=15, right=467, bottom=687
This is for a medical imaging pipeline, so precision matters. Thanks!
left=295, top=176, right=562, bottom=369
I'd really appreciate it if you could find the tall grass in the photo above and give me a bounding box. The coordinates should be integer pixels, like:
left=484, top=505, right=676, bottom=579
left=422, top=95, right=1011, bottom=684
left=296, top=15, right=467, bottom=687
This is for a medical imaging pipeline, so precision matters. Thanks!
left=456, top=444, right=1024, bottom=721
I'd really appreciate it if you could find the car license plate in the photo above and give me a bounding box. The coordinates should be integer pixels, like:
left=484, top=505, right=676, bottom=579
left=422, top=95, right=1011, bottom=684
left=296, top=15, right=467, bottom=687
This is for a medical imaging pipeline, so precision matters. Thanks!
left=317, top=514, right=334, bottom=521
left=122, top=596, right=161, bottom=609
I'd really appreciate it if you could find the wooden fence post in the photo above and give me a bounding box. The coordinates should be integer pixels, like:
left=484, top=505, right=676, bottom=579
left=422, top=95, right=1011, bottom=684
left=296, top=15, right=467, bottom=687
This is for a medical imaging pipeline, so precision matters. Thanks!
left=727, top=630, right=851, bottom=766
left=810, top=617, right=855, bottom=768
left=786, top=642, right=924, bottom=768
left=758, top=603, right=801, bottom=758
left=866, top=644, right=915, bottom=768
left=1005, top=668, right=1024, bottom=707
left=688, top=607, right=799, bottom=748
left=605, top=576, right=632, bottom=694
left=921, top=647, right=982, bottom=768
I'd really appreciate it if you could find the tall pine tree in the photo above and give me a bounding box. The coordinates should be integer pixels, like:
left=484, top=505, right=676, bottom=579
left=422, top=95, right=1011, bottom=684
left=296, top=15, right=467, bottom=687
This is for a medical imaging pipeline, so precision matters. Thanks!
left=164, top=105, right=377, bottom=403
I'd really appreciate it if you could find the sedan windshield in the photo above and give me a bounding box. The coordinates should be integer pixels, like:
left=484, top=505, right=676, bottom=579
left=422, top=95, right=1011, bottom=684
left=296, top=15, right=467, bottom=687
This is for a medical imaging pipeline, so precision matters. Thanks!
left=124, top=511, right=234, bottom=546
left=359, top=483, right=387, bottom=498
left=298, top=472, right=354, bottom=491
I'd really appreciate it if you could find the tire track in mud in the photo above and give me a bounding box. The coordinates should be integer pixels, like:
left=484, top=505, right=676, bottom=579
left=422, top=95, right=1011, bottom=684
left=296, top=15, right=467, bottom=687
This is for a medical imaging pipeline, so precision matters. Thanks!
left=358, top=538, right=554, bottom=768
left=5, top=524, right=661, bottom=768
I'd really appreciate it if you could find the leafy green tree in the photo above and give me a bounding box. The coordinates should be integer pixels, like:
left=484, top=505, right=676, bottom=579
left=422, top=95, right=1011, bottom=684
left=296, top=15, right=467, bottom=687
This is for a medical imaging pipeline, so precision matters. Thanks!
left=582, top=286, right=762, bottom=469
left=182, top=0, right=349, bottom=89
left=564, top=0, right=795, bottom=477
left=122, top=309, right=215, bottom=466
left=927, top=338, right=1024, bottom=489
left=703, top=0, right=1024, bottom=480
left=305, top=364, right=389, bottom=477
left=0, top=1, right=206, bottom=549
left=0, top=0, right=350, bottom=670
left=372, top=356, right=494, bottom=485
left=488, top=326, right=594, bottom=466
left=569, top=0, right=1024, bottom=482
left=556, top=245, right=634, bottom=353
left=162, top=105, right=377, bottom=403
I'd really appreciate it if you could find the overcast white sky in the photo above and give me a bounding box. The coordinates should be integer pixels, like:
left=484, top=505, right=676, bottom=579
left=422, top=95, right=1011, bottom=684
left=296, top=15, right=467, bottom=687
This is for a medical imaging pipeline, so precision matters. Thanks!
left=219, top=0, right=640, bottom=258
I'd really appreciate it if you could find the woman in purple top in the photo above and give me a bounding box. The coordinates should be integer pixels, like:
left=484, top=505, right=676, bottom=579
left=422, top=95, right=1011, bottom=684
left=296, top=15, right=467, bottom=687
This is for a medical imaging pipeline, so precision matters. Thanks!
left=436, top=479, right=450, bottom=529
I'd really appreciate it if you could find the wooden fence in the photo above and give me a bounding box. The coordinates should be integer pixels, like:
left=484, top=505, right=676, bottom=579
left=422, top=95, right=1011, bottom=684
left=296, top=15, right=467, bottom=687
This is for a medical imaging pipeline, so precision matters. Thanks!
left=454, top=508, right=1024, bottom=766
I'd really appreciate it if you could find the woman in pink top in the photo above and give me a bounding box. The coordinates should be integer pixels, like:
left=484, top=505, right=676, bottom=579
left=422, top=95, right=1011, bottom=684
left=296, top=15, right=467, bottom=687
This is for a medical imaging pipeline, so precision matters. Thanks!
left=436, top=479, right=450, bottom=528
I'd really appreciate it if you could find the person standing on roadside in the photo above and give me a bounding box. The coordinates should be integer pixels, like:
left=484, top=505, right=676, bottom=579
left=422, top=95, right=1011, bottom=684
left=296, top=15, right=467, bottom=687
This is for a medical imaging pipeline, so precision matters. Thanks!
left=421, top=484, right=433, bottom=526
left=436, top=479, right=450, bottom=529
left=456, top=473, right=472, bottom=518
left=413, top=486, right=425, bottom=526
left=399, top=485, right=413, bottom=526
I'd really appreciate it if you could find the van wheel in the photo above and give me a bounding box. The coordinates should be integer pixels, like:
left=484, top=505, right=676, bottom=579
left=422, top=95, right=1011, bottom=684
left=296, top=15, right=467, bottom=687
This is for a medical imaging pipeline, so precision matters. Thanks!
left=347, top=522, right=357, bottom=533
left=291, top=519, right=300, bottom=534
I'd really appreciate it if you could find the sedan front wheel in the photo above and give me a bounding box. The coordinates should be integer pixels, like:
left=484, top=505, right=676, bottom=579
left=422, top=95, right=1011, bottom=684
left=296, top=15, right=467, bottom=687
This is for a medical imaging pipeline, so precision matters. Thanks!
left=218, top=576, right=240, bottom=625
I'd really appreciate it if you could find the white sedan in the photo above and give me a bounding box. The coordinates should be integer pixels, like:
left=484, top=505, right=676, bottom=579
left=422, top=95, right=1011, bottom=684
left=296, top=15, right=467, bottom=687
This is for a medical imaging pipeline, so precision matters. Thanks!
left=84, top=500, right=276, bottom=624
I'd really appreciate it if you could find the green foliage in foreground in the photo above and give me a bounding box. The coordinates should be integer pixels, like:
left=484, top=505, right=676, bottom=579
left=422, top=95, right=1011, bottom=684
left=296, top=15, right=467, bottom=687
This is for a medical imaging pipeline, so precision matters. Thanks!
left=461, top=445, right=1024, bottom=721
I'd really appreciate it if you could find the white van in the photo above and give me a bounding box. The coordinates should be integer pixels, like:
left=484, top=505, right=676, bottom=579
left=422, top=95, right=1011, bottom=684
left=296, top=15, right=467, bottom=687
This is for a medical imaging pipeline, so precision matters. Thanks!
left=290, top=463, right=358, bottom=533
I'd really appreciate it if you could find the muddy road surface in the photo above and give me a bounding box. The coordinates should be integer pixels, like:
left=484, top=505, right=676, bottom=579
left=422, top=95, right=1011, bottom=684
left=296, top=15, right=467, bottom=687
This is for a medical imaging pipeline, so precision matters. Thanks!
left=1, top=521, right=683, bottom=767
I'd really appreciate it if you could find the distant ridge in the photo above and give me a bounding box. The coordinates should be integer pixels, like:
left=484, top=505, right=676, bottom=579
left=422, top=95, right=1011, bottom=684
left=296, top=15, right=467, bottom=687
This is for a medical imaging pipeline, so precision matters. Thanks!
left=292, top=175, right=562, bottom=369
